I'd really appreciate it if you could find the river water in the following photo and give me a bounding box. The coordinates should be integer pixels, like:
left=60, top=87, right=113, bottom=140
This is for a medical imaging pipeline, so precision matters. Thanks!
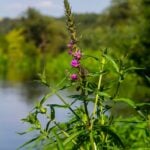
left=0, top=81, right=71, bottom=150
left=0, top=81, right=133, bottom=150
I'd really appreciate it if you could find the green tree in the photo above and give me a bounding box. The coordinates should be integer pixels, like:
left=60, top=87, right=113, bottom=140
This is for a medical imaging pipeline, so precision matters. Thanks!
left=21, top=8, right=68, bottom=71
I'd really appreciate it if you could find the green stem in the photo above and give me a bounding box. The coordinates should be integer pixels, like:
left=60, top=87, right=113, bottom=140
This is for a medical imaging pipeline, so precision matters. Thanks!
left=55, top=92, right=81, bottom=121
left=83, top=97, right=90, bottom=123
left=89, top=54, right=105, bottom=149
left=91, top=55, right=105, bottom=128
left=81, top=80, right=90, bottom=125
left=90, top=132, right=97, bottom=150
left=112, top=78, right=121, bottom=99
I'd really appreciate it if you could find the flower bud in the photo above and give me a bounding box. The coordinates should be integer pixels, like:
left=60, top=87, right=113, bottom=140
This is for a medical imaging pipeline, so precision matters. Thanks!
left=71, top=59, right=80, bottom=67
left=70, top=74, right=78, bottom=80
left=73, top=50, right=82, bottom=60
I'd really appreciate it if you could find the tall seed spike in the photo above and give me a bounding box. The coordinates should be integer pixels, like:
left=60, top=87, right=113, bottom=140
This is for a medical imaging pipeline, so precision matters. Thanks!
left=64, top=0, right=78, bottom=44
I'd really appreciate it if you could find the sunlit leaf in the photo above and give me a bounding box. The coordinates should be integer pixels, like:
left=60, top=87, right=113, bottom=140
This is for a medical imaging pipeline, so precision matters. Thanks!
left=88, top=70, right=108, bottom=77
left=83, top=55, right=99, bottom=61
left=136, top=103, right=150, bottom=107
left=104, top=54, right=119, bottom=73
left=98, top=91, right=111, bottom=98
left=63, top=130, right=83, bottom=146
left=53, top=131, right=65, bottom=150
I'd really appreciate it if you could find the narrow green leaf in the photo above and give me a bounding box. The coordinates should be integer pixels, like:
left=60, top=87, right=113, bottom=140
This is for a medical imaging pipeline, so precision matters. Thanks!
left=98, top=91, right=111, bottom=98
left=47, top=104, right=67, bottom=108
left=45, top=120, right=52, bottom=132
left=145, top=75, right=150, bottom=83
left=53, top=131, right=65, bottom=150
left=17, top=136, right=40, bottom=150
left=68, top=94, right=85, bottom=100
left=88, top=82, right=97, bottom=89
left=124, top=67, right=145, bottom=73
left=136, top=110, right=146, bottom=119
left=88, top=70, right=108, bottom=77
left=17, top=127, right=35, bottom=135
left=40, top=93, right=53, bottom=105
left=101, top=126, right=125, bottom=148
left=136, top=103, right=150, bottom=107
left=63, top=130, right=83, bottom=146
left=84, top=55, right=99, bottom=61
left=114, top=98, right=135, bottom=108
left=60, top=84, right=72, bottom=90
left=48, top=126, right=56, bottom=134
left=50, top=105, right=55, bottom=120
left=104, top=54, right=119, bottom=73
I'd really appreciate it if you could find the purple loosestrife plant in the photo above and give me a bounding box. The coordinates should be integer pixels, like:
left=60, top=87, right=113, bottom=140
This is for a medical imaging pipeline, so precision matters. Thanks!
left=19, top=0, right=149, bottom=149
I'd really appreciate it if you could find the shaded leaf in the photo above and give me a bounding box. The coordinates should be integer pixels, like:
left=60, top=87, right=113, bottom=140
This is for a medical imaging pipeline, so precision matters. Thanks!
left=45, top=120, right=52, bottom=132
left=101, top=126, right=125, bottom=148
left=60, top=84, right=72, bottom=90
left=124, top=67, right=145, bottom=73
left=114, top=98, right=136, bottom=108
left=47, top=104, right=68, bottom=108
left=145, top=75, right=150, bottom=83
left=50, top=105, right=55, bottom=120
left=68, top=94, right=85, bottom=100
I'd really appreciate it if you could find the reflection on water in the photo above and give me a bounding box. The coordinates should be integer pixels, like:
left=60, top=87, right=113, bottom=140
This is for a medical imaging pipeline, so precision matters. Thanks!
left=0, top=81, right=39, bottom=149
left=0, top=81, right=49, bottom=150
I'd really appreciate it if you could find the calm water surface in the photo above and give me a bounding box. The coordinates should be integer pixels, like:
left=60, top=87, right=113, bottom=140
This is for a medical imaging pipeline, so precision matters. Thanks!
left=0, top=81, right=70, bottom=150
left=0, top=81, right=130, bottom=150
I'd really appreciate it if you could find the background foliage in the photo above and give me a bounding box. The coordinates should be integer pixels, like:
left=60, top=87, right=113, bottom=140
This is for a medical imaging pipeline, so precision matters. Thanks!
left=0, top=0, right=149, bottom=101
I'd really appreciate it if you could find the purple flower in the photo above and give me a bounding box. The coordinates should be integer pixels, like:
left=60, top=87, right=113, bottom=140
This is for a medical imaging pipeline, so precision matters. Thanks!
left=67, top=40, right=74, bottom=48
left=73, top=50, right=82, bottom=60
left=70, top=74, right=78, bottom=80
left=71, top=59, right=80, bottom=67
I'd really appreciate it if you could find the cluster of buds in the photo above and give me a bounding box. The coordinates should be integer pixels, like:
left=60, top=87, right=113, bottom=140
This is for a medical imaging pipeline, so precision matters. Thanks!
left=67, top=40, right=82, bottom=81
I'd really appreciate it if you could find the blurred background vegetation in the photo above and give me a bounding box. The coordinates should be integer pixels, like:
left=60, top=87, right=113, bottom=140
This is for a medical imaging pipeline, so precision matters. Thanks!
left=0, top=0, right=149, bottom=102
